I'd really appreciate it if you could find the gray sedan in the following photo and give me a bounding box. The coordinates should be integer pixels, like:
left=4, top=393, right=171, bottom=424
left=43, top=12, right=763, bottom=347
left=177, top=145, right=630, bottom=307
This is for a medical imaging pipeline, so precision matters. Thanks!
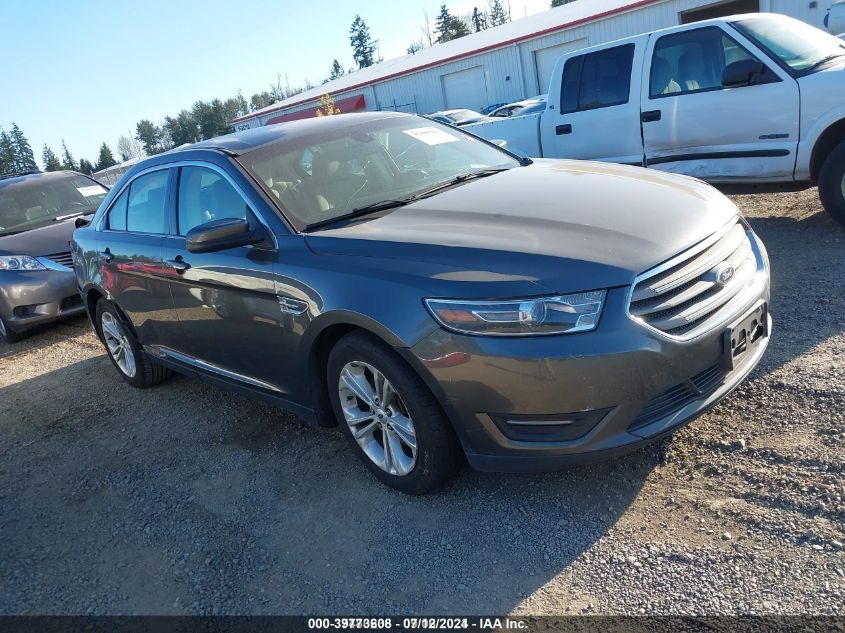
left=72, top=112, right=771, bottom=493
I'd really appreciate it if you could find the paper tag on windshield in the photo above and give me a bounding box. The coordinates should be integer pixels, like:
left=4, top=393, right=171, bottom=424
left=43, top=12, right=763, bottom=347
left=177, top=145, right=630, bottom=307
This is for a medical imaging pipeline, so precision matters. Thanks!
left=402, top=126, right=459, bottom=145
left=77, top=185, right=107, bottom=197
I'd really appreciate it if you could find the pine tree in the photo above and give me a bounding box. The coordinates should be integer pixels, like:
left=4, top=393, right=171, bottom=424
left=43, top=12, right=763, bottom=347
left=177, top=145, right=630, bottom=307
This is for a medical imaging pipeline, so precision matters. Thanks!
left=135, top=119, right=163, bottom=155
left=489, top=0, right=508, bottom=26
left=42, top=145, right=63, bottom=171
left=78, top=158, right=94, bottom=175
left=60, top=140, right=78, bottom=171
left=471, top=7, right=488, bottom=31
left=10, top=123, right=37, bottom=172
left=435, top=5, right=470, bottom=43
left=329, top=59, right=346, bottom=81
left=349, top=15, right=377, bottom=69
left=95, top=143, right=117, bottom=171
left=0, top=130, right=15, bottom=174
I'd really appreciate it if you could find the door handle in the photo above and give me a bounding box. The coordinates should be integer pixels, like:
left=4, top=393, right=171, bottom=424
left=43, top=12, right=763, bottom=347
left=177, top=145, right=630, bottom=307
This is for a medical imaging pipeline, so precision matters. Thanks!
left=99, top=249, right=113, bottom=263
left=556, top=124, right=572, bottom=135
left=641, top=110, right=662, bottom=122
left=166, top=257, right=191, bottom=272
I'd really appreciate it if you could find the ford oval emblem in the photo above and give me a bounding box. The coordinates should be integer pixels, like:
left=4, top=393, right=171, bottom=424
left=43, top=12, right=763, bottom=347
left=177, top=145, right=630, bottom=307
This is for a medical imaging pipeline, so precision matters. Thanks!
left=715, top=263, right=735, bottom=286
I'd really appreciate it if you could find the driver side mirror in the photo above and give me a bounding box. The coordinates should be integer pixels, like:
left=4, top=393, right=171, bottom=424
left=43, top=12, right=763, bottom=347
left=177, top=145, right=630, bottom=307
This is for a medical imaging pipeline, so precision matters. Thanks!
left=721, top=59, right=769, bottom=88
left=185, top=217, right=266, bottom=254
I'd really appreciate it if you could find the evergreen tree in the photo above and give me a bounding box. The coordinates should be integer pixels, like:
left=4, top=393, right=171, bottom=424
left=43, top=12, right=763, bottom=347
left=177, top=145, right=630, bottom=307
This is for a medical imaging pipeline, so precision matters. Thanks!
left=329, top=59, right=346, bottom=81
left=164, top=111, right=200, bottom=147
left=191, top=100, right=229, bottom=140
left=135, top=119, right=163, bottom=155
left=42, top=145, right=62, bottom=171
left=349, top=15, right=377, bottom=69
left=0, top=130, right=15, bottom=174
left=78, top=158, right=94, bottom=175
left=60, top=140, right=78, bottom=171
left=489, top=0, right=508, bottom=26
left=471, top=7, right=488, bottom=31
left=435, top=5, right=470, bottom=42
left=10, top=123, right=37, bottom=172
left=95, top=143, right=117, bottom=171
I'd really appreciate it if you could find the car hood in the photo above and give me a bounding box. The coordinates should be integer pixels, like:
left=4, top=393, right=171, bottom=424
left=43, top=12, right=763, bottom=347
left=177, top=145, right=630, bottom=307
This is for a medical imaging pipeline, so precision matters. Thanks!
left=0, top=218, right=78, bottom=257
left=305, top=160, right=738, bottom=294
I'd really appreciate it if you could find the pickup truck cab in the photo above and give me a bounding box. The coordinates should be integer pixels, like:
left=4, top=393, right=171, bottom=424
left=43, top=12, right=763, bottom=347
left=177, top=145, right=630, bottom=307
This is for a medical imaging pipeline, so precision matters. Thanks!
left=466, top=13, right=845, bottom=225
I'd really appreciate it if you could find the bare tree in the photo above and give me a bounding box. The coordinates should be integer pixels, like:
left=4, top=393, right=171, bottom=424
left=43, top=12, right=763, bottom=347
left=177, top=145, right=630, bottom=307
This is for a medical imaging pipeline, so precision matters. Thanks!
left=420, top=9, right=434, bottom=47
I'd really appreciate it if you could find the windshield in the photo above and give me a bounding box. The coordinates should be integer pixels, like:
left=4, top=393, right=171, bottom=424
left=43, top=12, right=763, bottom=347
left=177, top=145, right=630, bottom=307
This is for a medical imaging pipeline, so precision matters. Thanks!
left=734, top=16, right=845, bottom=74
left=447, top=109, right=480, bottom=122
left=0, top=173, right=108, bottom=235
left=241, top=116, right=519, bottom=229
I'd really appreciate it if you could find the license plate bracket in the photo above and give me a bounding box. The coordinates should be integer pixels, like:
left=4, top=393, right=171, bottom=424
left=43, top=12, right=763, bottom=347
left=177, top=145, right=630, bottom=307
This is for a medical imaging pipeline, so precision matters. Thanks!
left=722, top=302, right=768, bottom=371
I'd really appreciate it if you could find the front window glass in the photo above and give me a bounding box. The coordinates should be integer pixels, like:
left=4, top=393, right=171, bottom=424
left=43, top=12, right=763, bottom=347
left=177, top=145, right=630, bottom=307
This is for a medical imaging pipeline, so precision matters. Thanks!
left=734, top=16, right=845, bottom=74
left=177, top=166, right=248, bottom=236
left=0, top=173, right=108, bottom=236
left=241, top=117, right=518, bottom=229
left=126, top=170, right=168, bottom=234
left=650, top=27, right=758, bottom=97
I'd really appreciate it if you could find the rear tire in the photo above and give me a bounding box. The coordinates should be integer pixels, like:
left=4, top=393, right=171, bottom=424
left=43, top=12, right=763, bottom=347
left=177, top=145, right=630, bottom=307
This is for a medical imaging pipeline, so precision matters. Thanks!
left=95, top=299, right=171, bottom=388
left=327, top=331, right=462, bottom=494
left=817, top=140, right=845, bottom=226
left=0, top=317, right=24, bottom=344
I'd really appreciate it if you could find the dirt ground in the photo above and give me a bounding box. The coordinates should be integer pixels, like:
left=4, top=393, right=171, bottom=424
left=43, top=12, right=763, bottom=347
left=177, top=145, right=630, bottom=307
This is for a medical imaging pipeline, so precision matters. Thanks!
left=0, top=187, right=843, bottom=615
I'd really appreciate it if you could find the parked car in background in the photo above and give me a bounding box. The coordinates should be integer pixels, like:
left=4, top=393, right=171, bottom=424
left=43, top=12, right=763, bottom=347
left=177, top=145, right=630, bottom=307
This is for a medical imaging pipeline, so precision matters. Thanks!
left=481, top=102, right=508, bottom=115
left=427, top=108, right=487, bottom=127
left=467, top=12, right=845, bottom=225
left=488, top=95, right=548, bottom=118
left=0, top=170, right=108, bottom=342
left=73, top=112, right=771, bottom=494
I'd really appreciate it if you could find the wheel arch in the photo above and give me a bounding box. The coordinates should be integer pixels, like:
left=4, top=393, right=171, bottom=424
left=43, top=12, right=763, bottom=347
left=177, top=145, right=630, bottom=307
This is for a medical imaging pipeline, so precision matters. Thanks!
left=810, top=118, right=845, bottom=181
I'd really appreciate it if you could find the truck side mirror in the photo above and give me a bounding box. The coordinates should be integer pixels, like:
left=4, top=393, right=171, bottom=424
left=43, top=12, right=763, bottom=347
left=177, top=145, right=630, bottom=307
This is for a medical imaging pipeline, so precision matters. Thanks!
left=721, top=59, right=769, bottom=88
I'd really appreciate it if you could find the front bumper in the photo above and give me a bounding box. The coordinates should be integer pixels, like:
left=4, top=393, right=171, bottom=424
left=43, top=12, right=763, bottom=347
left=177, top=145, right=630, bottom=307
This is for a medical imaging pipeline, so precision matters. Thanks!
left=405, top=255, right=770, bottom=473
left=0, top=268, right=85, bottom=334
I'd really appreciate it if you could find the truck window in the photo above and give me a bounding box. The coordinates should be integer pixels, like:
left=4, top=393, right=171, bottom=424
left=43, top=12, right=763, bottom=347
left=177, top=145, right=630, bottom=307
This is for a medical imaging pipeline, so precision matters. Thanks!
left=649, top=26, right=761, bottom=97
left=560, top=44, right=635, bottom=113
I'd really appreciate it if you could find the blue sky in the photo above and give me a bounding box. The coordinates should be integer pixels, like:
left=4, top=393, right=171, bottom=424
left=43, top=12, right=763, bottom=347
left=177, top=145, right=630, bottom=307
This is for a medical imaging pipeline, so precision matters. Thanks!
left=0, top=0, right=549, bottom=168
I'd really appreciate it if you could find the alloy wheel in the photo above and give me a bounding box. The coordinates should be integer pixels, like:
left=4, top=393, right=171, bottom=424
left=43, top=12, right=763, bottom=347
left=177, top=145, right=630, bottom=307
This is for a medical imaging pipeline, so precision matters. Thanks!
left=101, top=312, right=137, bottom=378
left=338, top=360, right=417, bottom=476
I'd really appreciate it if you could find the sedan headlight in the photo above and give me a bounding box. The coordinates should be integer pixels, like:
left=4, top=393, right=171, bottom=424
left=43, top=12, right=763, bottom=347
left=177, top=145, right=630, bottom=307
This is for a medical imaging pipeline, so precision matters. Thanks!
left=424, top=290, right=606, bottom=336
left=0, top=255, right=46, bottom=271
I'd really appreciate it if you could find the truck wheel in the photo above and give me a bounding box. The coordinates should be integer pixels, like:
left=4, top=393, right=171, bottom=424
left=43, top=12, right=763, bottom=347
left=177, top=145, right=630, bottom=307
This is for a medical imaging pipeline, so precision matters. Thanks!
left=95, top=299, right=171, bottom=388
left=818, top=140, right=845, bottom=226
left=327, top=331, right=462, bottom=495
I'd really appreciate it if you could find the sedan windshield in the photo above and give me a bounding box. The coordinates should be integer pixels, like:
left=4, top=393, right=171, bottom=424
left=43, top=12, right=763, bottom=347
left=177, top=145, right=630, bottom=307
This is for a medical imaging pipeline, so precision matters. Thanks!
left=240, top=116, right=519, bottom=229
left=734, top=16, right=845, bottom=74
left=0, top=173, right=108, bottom=235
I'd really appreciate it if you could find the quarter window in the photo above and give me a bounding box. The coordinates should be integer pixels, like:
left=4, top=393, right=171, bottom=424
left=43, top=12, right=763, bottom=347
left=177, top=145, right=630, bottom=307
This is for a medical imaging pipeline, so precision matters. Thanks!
left=650, top=26, right=764, bottom=97
left=177, top=166, right=248, bottom=236
left=126, top=171, right=168, bottom=234
left=560, top=44, right=635, bottom=113
left=107, top=189, right=129, bottom=231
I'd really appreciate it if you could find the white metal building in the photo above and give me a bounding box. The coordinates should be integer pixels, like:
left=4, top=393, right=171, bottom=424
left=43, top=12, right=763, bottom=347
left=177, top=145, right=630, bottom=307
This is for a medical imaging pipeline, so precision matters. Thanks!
left=229, top=0, right=837, bottom=130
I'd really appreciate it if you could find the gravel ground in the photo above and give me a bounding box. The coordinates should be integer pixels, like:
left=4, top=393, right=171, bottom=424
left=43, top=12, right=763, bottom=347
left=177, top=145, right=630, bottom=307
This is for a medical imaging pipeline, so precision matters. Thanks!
left=0, top=188, right=843, bottom=616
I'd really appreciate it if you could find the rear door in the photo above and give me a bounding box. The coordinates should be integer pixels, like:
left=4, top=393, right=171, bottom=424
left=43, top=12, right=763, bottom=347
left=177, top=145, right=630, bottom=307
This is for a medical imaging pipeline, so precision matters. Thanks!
left=540, top=37, right=647, bottom=165
left=640, top=23, right=799, bottom=181
left=97, top=168, right=181, bottom=348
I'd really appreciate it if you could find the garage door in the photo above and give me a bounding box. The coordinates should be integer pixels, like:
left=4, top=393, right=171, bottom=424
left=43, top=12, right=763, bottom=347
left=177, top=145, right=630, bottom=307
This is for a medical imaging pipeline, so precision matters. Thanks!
left=680, top=0, right=759, bottom=24
left=442, top=67, right=487, bottom=111
left=533, top=39, right=587, bottom=95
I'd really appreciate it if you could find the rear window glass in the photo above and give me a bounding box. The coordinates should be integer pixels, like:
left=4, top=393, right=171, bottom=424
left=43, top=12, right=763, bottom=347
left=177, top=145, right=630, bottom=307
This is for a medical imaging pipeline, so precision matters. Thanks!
left=561, top=44, right=635, bottom=112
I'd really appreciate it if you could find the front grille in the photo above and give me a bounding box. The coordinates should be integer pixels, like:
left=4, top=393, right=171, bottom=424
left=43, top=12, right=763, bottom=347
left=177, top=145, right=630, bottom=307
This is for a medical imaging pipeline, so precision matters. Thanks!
left=629, top=363, right=725, bottom=431
left=43, top=251, right=74, bottom=269
left=629, top=220, right=757, bottom=337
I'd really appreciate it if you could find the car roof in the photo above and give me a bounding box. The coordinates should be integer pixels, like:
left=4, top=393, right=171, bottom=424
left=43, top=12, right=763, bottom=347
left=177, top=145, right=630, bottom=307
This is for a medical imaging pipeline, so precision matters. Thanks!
left=176, top=111, right=412, bottom=155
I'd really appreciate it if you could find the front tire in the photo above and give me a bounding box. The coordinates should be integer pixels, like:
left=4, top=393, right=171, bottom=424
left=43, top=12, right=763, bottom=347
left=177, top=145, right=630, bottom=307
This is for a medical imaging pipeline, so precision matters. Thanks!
left=327, top=331, right=462, bottom=494
left=818, top=140, right=845, bottom=226
left=95, top=299, right=171, bottom=388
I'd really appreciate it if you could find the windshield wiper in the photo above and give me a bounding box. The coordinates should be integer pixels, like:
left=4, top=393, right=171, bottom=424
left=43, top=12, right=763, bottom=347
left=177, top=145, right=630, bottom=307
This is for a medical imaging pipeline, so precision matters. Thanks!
left=54, top=208, right=97, bottom=222
left=303, top=167, right=513, bottom=232
left=803, top=53, right=845, bottom=74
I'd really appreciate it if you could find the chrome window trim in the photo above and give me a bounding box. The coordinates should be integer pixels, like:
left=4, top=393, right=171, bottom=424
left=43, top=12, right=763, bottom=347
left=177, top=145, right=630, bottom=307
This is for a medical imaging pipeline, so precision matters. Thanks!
left=625, top=215, right=767, bottom=343
left=96, top=160, right=279, bottom=250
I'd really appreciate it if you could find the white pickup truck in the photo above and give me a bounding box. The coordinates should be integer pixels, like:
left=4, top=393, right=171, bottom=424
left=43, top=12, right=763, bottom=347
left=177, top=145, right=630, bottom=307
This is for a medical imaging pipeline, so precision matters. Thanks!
left=466, top=13, right=845, bottom=225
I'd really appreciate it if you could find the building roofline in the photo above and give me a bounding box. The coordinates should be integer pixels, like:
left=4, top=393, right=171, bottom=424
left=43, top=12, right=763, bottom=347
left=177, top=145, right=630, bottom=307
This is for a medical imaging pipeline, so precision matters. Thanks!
left=229, top=0, right=659, bottom=125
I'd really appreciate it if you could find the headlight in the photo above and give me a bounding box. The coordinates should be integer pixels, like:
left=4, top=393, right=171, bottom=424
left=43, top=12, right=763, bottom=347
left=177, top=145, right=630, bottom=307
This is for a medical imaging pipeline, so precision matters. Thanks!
left=0, top=255, right=46, bottom=271
left=424, top=290, right=606, bottom=336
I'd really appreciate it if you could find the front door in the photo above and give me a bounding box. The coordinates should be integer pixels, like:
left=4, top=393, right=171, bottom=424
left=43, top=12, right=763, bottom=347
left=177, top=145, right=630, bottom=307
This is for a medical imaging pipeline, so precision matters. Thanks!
left=640, top=24, right=799, bottom=181
left=97, top=168, right=181, bottom=349
left=540, top=38, right=647, bottom=165
left=160, top=164, right=292, bottom=394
